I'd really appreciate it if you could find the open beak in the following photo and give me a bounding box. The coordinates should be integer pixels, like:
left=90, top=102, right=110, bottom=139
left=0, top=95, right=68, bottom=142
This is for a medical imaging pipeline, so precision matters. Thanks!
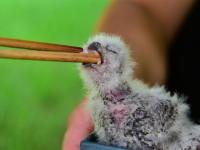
left=83, top=42, right=103, bottom=67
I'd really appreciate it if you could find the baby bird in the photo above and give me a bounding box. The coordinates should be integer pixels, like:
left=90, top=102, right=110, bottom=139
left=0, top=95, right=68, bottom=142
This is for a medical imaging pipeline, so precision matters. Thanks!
left=80, top=33, right=200, bottom=150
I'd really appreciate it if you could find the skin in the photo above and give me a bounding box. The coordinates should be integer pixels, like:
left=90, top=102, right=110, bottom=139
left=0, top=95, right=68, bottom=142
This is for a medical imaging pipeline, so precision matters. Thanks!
left=62, top=0, right=195, bottom=150
left=62, top=99, right=94, bottom=150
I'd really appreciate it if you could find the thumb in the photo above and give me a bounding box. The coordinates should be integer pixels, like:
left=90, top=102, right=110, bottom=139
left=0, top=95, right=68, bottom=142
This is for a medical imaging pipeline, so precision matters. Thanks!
left=62, top=100, right=94, bottom=150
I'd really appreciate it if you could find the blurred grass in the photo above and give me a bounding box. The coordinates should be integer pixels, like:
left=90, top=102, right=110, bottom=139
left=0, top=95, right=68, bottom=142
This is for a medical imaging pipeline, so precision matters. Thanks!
left=0, top=0, right=109, bottom=149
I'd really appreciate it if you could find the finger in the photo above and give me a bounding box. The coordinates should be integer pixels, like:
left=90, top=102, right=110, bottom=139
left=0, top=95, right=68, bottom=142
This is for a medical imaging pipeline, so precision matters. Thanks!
left=62, top=100, right=94, bottom=150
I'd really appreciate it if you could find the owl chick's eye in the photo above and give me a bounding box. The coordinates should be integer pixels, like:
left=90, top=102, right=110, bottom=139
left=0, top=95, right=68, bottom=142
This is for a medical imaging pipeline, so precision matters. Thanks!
left=106, top=46, right=118, bottom=54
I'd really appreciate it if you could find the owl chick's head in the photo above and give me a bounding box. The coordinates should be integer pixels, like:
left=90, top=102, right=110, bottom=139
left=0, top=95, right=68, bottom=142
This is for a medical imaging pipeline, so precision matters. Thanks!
left=81, top=34, right=134, bottom=87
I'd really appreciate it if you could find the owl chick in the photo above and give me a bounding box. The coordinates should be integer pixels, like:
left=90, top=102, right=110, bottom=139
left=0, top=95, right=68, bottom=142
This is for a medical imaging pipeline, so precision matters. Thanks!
left=80, top=33, right=200, bottom=150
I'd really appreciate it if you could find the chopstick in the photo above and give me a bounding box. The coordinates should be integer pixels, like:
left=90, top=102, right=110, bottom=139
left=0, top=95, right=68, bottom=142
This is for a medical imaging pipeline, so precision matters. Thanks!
left=0, top=37, right=82, bottom=53
left=0, top=37, right=101, bottom=64
left=0, top=49, right=100, bottom=63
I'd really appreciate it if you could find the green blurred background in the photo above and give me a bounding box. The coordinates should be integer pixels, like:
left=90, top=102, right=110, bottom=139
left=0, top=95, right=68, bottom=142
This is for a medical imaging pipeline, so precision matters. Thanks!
left=0, top=0, right=109, bottom=149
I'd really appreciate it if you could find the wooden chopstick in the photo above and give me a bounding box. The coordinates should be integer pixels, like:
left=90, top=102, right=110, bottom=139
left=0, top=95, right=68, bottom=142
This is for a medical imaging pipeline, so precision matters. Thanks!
left=0, top=49, right=101, bottom=63
left=0, top=37, right=83, bottom=53
left=0, top=37, right=101, bottom=63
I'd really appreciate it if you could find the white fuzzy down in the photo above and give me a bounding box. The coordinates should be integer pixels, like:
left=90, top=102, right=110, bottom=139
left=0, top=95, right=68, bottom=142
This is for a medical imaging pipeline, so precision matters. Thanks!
left=80, top=33, right=200, bottom=150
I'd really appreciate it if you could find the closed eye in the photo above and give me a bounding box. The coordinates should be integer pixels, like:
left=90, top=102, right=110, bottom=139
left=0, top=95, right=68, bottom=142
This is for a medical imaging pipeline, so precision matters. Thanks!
left=107, top=48, right=118, bottom=54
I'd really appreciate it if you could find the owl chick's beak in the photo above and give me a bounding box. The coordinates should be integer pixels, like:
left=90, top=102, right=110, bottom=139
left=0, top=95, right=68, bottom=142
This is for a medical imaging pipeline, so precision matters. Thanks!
left=83, top=42, right=103, bottom=68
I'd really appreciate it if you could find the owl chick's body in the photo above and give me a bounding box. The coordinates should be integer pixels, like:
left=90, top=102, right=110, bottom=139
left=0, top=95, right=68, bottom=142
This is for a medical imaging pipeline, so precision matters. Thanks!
left=81, top=34, right=200, bottom=150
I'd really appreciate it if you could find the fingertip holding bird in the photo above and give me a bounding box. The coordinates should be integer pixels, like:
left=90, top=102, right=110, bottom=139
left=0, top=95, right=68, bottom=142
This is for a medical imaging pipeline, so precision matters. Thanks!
left=62, top=98, right=94, bottom=150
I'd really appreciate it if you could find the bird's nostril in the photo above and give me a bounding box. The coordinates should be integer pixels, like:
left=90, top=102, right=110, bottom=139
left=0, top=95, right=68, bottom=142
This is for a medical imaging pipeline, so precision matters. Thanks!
left=88, top=42, right=101, bottom=51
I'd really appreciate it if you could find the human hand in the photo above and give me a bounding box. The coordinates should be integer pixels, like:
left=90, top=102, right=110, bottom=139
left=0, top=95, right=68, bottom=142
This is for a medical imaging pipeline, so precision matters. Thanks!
left=62, top=99, right=94, bottom=150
